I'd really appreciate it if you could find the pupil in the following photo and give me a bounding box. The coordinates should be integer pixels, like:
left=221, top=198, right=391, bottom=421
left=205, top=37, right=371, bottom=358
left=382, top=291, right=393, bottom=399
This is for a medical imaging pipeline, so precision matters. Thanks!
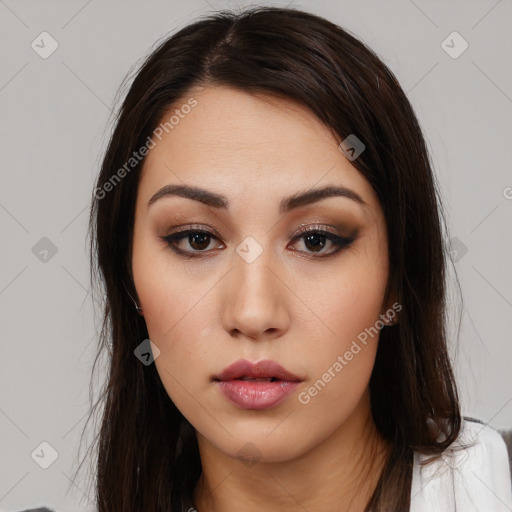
left=189, top=233, right=210, bottom=250
left=304, top=233, right=325, bottom=252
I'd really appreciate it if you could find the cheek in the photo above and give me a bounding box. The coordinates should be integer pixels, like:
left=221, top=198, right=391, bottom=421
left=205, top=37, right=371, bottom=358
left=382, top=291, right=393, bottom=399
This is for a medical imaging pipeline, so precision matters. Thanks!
left=151, top=311, right=212, bottom=419
left=132, top=239, right=211, bottom=400
left=294, top=247, right=388, bottom=403
left=294, top=279, right=382, bottom=431
left=132, top=235, right=204, bottom=339
left=302, top=257, right=388, bottom=352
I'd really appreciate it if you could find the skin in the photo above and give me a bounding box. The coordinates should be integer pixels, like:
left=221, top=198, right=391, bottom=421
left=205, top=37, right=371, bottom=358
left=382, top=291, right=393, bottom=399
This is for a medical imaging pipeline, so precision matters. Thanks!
left=132, top=85, right=395, bottom=511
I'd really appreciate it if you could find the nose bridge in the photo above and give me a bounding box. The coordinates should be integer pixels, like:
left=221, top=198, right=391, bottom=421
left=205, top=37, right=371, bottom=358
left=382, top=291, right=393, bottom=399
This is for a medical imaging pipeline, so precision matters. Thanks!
left=222, top=238, right=289, bottom=338
left=237, top=248, right=275, bottom=297
left=234, top=239, right=280, bottom=309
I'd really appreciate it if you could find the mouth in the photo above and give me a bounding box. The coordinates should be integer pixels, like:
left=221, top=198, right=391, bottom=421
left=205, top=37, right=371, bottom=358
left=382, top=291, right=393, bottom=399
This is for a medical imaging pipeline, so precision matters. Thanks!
left=213, top=361, right=303, bottom=410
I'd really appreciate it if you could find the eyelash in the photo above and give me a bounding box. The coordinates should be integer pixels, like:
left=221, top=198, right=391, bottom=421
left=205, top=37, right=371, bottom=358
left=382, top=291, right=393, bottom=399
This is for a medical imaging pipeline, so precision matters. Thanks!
left=160, top=223, right=355, bottom=260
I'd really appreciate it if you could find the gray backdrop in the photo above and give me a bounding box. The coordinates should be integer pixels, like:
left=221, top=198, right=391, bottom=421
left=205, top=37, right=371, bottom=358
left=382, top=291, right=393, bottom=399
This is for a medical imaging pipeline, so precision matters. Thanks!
left=1, top=0, right=511, bottom=510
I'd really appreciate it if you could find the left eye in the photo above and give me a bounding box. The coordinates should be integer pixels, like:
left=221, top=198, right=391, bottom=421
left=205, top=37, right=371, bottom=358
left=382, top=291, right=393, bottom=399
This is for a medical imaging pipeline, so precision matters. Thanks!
left=161, top=228, right=354, bottom=258
left=290, top=229, right=352, bottom=256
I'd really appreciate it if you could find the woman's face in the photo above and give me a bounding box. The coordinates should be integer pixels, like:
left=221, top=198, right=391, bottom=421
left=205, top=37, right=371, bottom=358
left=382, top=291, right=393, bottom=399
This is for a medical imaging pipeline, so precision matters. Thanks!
left=132, top=85, right=392, bottom=463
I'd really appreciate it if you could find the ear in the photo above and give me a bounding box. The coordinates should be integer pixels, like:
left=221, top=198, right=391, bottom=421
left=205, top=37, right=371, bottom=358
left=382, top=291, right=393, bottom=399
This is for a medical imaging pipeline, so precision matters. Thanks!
left=379, top=287, right=401, bottom=326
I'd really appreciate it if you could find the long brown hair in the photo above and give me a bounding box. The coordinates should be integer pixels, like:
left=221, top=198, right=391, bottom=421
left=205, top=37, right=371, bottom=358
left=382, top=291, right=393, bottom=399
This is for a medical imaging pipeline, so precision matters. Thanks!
left=79, top=6, right=461, bottom=511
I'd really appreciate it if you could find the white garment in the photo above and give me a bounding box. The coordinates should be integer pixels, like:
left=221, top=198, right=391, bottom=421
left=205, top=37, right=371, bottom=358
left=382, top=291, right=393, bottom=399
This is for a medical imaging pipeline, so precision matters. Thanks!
left=410, top=417, right=512, bottom=511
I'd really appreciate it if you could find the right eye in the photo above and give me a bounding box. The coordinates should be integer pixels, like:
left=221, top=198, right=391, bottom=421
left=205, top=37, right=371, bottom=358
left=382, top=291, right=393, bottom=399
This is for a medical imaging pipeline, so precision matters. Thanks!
left=161, top=227, right=225, bottom=258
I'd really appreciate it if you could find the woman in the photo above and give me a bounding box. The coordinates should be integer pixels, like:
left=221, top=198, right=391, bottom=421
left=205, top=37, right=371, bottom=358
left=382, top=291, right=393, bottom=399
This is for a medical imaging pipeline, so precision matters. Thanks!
left=81, top=6, right=512, bottom=511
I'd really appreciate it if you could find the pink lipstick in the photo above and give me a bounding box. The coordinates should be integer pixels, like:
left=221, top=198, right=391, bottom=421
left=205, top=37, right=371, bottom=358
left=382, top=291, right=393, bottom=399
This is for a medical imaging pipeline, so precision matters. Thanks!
left=213, top=359, right=303, bottom=410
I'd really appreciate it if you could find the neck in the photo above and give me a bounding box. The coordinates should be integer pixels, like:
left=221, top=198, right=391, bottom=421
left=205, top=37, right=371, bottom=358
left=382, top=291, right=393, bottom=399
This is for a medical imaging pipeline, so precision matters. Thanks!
left=192, top=392, right=391, bottom=512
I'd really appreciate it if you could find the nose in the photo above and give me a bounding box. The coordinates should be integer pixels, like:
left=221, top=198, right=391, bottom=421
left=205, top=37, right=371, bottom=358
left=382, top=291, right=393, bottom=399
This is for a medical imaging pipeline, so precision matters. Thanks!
left=221, top=248, right=290, bottom=341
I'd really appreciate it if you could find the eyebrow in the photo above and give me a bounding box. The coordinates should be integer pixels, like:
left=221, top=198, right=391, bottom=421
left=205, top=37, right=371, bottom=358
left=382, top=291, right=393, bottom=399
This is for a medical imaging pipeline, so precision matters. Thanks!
left=147, top=184, right=368, bottom=214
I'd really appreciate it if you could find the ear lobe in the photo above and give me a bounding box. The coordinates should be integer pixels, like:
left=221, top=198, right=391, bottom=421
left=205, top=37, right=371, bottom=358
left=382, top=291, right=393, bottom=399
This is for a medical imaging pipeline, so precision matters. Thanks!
left=380, top=294, right=400, bottom=326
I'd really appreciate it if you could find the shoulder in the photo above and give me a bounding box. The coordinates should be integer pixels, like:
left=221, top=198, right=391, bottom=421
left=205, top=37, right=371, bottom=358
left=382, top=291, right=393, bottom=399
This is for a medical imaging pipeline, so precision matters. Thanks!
left=455, top=417, right=511, bottom=468
left=410, top=417, right=512, bottom=512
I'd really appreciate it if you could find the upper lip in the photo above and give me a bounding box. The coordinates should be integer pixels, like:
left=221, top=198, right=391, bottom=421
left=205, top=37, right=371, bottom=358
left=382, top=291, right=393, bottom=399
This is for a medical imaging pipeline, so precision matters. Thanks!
left=213, top=359, right=303, bottom=382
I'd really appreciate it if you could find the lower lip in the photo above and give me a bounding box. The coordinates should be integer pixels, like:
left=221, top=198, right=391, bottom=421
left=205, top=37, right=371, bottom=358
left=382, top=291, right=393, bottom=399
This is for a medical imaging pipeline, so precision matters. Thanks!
left=216, top=379, right=300, bottom=410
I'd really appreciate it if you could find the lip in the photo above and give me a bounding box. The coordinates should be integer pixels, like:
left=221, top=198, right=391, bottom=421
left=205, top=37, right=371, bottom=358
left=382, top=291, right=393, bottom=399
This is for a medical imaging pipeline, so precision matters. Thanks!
left=213, top=359, right=303, bottom=410
left=213, top=359, right=302, bottom=382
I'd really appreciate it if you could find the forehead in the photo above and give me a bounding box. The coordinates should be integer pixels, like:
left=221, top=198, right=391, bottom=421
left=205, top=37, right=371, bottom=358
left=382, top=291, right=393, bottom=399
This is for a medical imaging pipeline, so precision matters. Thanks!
left=138, top=85, right=379, bottom=214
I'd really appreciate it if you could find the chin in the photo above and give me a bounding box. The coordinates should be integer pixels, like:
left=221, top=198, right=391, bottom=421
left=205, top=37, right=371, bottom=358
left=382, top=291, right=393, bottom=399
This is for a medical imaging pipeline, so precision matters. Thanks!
left=206, top=424, right=316, bottom=464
